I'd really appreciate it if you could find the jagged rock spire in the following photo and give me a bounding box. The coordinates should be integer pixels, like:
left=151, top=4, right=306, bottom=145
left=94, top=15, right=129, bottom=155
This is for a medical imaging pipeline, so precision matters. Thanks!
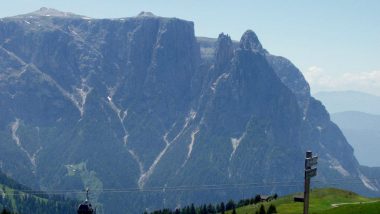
left=239, top=30, right=263, bottom=52
left=215, top=33, right=234, bottom=67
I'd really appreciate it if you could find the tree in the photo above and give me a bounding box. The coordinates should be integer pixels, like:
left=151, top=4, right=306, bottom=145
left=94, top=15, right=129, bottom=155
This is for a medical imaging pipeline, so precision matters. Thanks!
left=226, top=200, right=235, bottom=211
left=232, top=206, right=236, bottom=214
left=1, top=209, right=11, bottom=214
left=273, top=194, right=278, bottom=200
left=216, top=204, right=221, bottom=213
left=207, top=203, right=216, bottom=213
left=184, top=206, right=190, bottom=214
left=250, top=198, right=255, bottom=204
left=259, top=204, right=266, bottom=214
left=200, top=205, right=207, bottom=214
left=254, top=195, right=261, bottom=204
left=220, top=202, right=225, bottom=214
left=238, top=199, right=245, bottom=207
left=190, top=204, right=196, bottom=214
left=267, top=204, right=277, bottom=214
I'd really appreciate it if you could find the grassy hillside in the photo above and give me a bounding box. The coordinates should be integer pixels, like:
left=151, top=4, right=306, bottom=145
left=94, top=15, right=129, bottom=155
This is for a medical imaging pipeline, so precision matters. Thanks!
left=0, top=171, right=78, bottom=214
left=228, top=188, right=379, bottom=214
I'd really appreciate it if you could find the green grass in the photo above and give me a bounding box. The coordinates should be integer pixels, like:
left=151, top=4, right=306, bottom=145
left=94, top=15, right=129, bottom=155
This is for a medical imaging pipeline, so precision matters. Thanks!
left=1, top=180, right=78, bottom=213
left=227, top=188, right=379, bottom=214
left=321, top=201, right=380, bottom=214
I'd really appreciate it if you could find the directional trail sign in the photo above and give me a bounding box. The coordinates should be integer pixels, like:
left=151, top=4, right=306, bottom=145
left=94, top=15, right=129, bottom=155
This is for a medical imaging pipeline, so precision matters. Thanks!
left=305, top=168, right=317, bottom=178
left=305, top=156, right=318, bottom=168
left=303, top=151, right=318, bottom=214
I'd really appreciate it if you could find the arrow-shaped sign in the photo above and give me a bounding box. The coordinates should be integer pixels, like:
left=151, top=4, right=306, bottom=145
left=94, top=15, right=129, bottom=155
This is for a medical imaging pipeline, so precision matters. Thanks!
left=305, top=156, right=318, bottom=168
left=305, top=168, right=317, bottom=178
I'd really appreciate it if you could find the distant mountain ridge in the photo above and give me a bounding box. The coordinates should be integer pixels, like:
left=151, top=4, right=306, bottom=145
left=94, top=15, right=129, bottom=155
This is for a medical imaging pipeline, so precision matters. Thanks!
left=11, top=7, right=88, bottom=18
left=314, top=91, right=380, bottom=115
left=331, top=111, right=380, bottom=167
left=314, top=91, right=380, bottom=167
left=332, top=111, right=380, bottom=131
left=0, top=8, right=378, bottom=213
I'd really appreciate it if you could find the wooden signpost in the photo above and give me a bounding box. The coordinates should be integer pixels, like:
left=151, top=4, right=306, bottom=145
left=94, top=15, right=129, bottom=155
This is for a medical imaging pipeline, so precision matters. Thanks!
left=303, top=151, right=318, bottom=214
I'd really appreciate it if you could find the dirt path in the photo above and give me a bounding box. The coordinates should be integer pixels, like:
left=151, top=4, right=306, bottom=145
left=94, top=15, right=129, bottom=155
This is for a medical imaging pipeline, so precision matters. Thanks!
left=331, top=200, right=380, bottom=208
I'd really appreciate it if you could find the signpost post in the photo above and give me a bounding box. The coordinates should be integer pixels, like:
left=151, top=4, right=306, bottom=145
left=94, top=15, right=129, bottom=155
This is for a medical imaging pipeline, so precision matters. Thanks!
left=293, top=152, right=318, bottom=211
left=303, top=151, right=318, bottom=214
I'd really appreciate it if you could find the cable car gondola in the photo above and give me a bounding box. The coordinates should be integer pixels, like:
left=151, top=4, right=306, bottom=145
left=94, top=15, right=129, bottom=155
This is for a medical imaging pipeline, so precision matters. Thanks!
left=77, top=188, right=96, bottom=214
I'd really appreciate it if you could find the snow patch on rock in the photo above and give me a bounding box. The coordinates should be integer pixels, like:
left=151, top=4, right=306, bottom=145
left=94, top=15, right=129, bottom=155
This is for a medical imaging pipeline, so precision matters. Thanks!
left=138, top=132, right=171, bottom=189
left=139, top=110, right=197, bottom=188
left=230, top=132, right=247, bottom=161
left=359, top=173, right=378, bottom=191
left=211, top=73, right=230, bottom=93
left=10, top=119, right=42, bottom=171
left=74, top=79, right=92, bottom=117
left=181, top=127, right=200, bottom=168
left=327, top=154, right=350, bottom=177
left=128, top=149, right=144, bottom=176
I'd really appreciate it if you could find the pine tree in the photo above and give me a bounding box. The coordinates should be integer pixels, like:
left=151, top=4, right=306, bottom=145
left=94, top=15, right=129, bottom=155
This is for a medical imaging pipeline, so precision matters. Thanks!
left=259, top=204, right=266, bottom=214
left=201, top=204, right=207, bottom=214
left=1, top=209, right=11, bottom=214
left=232, top=206, right=236, bottom=214
left=207, top=203, right=216, bottom=213
left=190, top=204, right=196, bottom=214
left=185, top=205, right=190, bottom=214
left=226, top=200, right=235, bottom=211
left=216, top=204, right=221, bottom=213
left=254, top=195, right=261, bottom=204
left=220, top=202, right=225, bottom=214
left=273, top=194, right=278, bottom=200
left=267, top=204, right=277, bottom=214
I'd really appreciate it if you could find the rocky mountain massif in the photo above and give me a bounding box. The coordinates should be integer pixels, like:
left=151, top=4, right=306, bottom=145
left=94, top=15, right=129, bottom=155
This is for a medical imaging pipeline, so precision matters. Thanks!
left=0, top=8, right=379, bottom=213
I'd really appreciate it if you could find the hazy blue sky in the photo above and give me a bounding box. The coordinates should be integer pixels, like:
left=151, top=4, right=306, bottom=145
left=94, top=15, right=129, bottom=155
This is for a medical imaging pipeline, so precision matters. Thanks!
left=2, top=0, right=380, bottom=95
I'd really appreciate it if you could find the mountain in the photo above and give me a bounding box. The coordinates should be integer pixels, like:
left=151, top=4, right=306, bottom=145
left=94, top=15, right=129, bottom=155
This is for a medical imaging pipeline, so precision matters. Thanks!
left=0, top=8, right=378, bottom=213
left=11, top=7, right=89, bottom=19
left=314, top=91, right=380, bottom=115
left=0, top=170, right=78, bottom=213
left=331, top=111, right=380, bottom=167
left=314, top=90, right=380, bottom=167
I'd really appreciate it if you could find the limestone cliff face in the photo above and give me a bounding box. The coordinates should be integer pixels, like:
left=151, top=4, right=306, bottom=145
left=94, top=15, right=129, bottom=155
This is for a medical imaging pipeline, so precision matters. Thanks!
left=0, top=8, right=377, bottom=213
